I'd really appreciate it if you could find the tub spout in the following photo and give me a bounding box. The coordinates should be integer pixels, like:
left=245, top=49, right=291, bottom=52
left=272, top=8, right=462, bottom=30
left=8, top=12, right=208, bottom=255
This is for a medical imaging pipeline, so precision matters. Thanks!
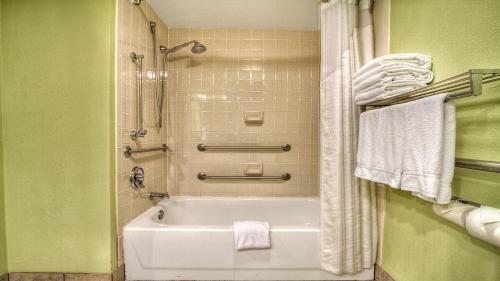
left=146, top=192, right=170, bottom=200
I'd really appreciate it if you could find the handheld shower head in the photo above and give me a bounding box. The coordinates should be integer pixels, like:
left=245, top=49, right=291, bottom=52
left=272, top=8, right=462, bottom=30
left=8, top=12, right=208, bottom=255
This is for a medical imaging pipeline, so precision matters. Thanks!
left=149, top=21, right=156, bottom=34
left=160, top=40, right=207, bottom=55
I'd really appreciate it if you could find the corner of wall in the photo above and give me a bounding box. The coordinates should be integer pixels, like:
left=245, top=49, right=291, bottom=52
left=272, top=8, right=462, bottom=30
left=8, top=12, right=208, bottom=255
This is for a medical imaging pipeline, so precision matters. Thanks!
left=373, top=0, right=390, bottom=57
left=372, top=0, right=390, bottom=267
left=0, top=0, right=8, bottom=275
left=109, top=0, right=118, bottom=273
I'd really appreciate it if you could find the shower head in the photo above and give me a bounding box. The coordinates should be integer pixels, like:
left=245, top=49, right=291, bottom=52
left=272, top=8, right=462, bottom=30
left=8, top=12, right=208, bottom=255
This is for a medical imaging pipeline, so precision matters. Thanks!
left=191, top=41, right=207, bottom=54
left=160, top=40, right=207, bottom=55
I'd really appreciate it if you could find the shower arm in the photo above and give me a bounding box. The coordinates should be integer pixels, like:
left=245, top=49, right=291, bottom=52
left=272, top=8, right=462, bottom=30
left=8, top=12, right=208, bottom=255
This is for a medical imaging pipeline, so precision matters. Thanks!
left=160, top=40, right=198, bottom=54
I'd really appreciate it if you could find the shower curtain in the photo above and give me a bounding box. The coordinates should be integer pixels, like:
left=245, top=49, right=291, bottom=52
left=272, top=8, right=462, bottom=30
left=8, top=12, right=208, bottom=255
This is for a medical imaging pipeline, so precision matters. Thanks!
left=319, top=0, right=378, bottom=274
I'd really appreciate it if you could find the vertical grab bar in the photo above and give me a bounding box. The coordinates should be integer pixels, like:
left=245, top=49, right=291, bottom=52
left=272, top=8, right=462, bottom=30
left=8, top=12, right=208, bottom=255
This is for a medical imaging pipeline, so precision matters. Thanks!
left=129, top=52, right=147, bottom=139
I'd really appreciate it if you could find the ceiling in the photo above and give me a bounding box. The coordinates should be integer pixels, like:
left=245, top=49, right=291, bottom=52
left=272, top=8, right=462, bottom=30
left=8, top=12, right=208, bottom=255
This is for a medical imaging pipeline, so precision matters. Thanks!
left=147, top=0, right=319, bottom=30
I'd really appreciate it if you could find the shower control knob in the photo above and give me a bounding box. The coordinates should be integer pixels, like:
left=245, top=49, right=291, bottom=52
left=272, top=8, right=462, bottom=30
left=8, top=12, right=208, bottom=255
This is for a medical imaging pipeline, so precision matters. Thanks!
left=129, top=166, right=145, bottom=189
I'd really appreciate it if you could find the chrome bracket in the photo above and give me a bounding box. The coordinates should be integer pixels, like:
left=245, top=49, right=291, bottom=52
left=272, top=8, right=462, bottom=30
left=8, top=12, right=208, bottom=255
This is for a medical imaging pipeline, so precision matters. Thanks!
left=127, top=129, right=147, bottom=140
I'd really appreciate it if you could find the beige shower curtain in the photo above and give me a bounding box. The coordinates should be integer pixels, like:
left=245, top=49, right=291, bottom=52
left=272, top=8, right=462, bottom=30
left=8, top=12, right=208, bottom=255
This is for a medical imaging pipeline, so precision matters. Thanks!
left=319, top=0, right=378, bottom=274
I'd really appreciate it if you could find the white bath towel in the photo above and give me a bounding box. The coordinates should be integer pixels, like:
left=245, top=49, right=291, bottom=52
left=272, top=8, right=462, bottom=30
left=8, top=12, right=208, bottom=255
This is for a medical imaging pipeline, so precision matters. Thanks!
left=353, top=62, right=434, bottom=92
left=400, top=93, right=456, bottom=204
left=354, top=54, right=432, bottom=80
left=358, top=78, right=429, bottom=94
left=356, top=94, right=456, bottom=203
left=233, top=221, right=271, bottom=250
left=355, top=103, right=406, bottom=188
left=355, top=81, right=428, bottom=105
left=353, top=54, right=433, bottom=105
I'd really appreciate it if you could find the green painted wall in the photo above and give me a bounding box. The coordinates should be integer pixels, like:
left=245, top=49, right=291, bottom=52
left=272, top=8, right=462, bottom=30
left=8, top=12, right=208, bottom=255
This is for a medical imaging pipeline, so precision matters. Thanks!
left=0, top=0, right=7, bottom=276
left=383, top=0, right=500, bottom=281
left=0, top=0, right=116, bottom=273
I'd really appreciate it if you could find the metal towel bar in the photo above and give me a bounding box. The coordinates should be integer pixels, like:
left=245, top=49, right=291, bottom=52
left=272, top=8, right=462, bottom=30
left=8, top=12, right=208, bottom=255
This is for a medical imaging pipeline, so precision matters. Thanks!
left=455, top=158, right=500, bottom=173
left=360, top=69, right=500, bottom=210
left=362, top=69, right=500, bottom=108
left=197, top=172, right=291, bottom=181
left=124, top=144, right=169, bottom=157
left=361, top=69, right=500, bottom=175
left=197, top=143, right=291, bottom=152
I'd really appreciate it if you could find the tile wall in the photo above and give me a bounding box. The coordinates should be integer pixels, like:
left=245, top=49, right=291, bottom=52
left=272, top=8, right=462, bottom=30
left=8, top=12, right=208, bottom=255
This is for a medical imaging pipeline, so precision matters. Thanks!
left=115, top=0, right=169, bottom=265
left=165, top=28, right=320, bottom=196
left=115, top=1, right=321, bottom=265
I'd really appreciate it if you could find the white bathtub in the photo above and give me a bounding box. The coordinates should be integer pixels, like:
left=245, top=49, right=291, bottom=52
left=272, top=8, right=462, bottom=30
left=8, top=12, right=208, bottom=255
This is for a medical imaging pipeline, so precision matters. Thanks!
left=123, top=197, right=373, bottom=280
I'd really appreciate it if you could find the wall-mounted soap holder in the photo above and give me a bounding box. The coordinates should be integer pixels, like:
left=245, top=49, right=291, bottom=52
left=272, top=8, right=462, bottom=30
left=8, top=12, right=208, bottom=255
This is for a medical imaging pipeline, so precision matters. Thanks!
left=244, top=111, right=264, bottom=125
left=244, top=163, right=263, bottom=176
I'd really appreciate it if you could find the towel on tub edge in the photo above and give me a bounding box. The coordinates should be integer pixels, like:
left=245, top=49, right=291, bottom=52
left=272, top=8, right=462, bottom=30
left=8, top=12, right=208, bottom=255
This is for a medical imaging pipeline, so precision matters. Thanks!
left=233, top=221, right=271, bottom=250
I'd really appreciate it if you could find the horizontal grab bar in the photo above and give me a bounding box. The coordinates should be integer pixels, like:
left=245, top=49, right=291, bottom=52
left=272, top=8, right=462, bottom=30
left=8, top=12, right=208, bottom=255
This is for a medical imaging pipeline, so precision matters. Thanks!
left=455, top=158, right=500, bottom=173
left=124, top=144, right=169, bottom=157
left=197, top=172, right=291, bottom=181
left=197, top=143, right=291, bottom=152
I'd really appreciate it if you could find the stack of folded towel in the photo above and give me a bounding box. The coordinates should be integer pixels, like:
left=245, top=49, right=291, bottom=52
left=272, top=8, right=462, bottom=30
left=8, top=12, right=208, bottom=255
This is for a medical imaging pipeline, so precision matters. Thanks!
left=353, top=53, right=434, bottom=105
left=355, top=93, right=455, bottom=204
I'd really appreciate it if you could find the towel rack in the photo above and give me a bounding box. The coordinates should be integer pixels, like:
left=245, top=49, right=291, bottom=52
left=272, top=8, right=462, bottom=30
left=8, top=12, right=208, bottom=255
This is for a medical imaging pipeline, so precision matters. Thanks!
left=124, top=144, right=169, bottom=157
left=361, top=69, right=500, bottom=109
left=455, top=158, right=500, bottom=173
left=197, top=143, right=292, bottom=152
left=361, top=69, right=500, bottom=175
left=197, top=172, right=291, bottom=181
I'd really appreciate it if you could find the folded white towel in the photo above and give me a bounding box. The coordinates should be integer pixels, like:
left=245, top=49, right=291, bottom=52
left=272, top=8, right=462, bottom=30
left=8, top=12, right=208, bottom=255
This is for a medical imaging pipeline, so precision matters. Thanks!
left=355, top=104, right=406, bottom=188
left=353, top=54, right=433, bottom=105
left=354, top=75, right=432, bottom=95
left=353, top=62, right=434, bottom=91
left=354, top=54, right=432, bottom=80
left=233, top=221, right=271, bottom=250
left=357, top=79, right=429, bottom=94
left=400, top=93, right=455, bottom=204
left=355, top=84, right=426, bottom=105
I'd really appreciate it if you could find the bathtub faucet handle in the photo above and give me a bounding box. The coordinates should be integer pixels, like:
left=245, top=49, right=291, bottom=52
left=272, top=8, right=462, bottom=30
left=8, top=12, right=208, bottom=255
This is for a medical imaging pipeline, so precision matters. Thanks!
left=146, top=192, right=170, bottom=200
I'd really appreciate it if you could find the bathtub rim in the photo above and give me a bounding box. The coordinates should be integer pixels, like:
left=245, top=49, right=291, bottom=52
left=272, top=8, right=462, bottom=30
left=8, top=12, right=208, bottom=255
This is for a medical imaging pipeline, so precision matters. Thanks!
left=124, top=195, right=321, bottom=230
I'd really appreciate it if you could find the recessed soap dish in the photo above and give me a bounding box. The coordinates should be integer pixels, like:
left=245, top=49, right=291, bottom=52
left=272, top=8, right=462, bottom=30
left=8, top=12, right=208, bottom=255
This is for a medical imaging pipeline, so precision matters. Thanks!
left=244, top=111, right=264, bottom=124
left=244, top=163, right=263, bottom=176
